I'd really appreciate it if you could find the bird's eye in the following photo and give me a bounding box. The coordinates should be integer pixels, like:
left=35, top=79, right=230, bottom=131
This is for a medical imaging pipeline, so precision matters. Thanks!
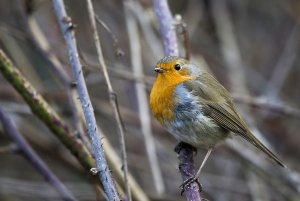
left=174, top=64, right=181, bottom=71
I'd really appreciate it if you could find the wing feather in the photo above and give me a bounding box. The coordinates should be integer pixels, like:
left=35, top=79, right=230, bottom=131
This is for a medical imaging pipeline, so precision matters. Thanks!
left=183, top=73, right=285, bottom=167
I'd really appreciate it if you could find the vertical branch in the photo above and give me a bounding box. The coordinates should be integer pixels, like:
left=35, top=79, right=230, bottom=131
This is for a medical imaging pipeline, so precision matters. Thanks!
left=124, top=0, right=165, bottom=195
left=0, top=107, right=78, bottom=201
left=85, top=1, right=130, bottom=200
left=152, top=0, right=201, bottom=200
left=153, top=0, right=179, bottom=56
left=175, top=143, right=202, bottom=201
left=52, top=1, right=120, bottom=200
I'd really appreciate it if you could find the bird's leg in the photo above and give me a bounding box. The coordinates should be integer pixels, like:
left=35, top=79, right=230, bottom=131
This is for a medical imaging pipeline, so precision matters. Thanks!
left=180, top=148, right=213, bottom=191
left=194, top=148, right=213, bottom=179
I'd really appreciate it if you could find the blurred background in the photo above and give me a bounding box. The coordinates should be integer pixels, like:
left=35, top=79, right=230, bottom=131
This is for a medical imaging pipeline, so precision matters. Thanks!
left=0, top=0, right=300, bottom=201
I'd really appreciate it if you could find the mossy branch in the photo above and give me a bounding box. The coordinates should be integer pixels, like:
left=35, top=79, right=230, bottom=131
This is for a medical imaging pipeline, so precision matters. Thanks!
left=0, top=49, right=94, bottom=170
left=0, top=37, right=149, bottom=201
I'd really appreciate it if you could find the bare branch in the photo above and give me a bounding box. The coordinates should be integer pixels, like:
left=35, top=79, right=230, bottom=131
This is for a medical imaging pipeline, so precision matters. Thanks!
left=124, top=0, right=165, bottom=195
left=0, top=48, right=149, bottom=201
left=152, top=0, right=201, bottom=200
left=52, top=1, right=120, bottom=200
left=175, top=143, right=201, bottom=200
left=233, top=94, right=300, bottom=119
left=95, top=15, right=124, bottom=57
left=153, top=0, right=179, bottom=56
left=0, top=108, right=78, bottom=201
left=85, top=0, right=130, bottom=200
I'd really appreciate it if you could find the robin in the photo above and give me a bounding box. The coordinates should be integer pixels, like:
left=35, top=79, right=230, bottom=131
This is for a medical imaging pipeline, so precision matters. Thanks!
left=150, top=56, right=285, bottom=186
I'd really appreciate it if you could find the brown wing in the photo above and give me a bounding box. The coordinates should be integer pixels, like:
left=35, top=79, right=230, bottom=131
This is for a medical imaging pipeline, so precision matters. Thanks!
left=184, top=73, right=285, bottom=167
left=203, top=102, right=285, bottom=167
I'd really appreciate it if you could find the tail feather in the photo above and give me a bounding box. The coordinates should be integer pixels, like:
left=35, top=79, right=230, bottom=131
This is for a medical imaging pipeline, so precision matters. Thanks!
left=246, top=132, right=285, bottom=168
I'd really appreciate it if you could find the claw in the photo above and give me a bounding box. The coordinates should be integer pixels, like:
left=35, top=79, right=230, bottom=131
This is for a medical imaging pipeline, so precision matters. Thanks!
left=179, top=176, right=202, bottom=195
left=90, top=167, right=99, bottom=175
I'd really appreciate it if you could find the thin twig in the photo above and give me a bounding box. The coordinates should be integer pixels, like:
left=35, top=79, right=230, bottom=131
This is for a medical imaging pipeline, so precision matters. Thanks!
left=95, top=15, right=124, bottom=57
left=79, top=52, right=155, bottom=85
left=0, top=49, right=149, bottom=201
left=0, top=49, right=94, bottom=176
left=87, top=0, right=132, bottom=201
left=152, top=0, right=201, bottom=200
left=52, top=1, right=120, bottom=200
left=124, top=0, right=165, bottom=195
left=17, top=1, right=91, bottom=152
left=233, top=94, right=300, bottom=119
left=85, top=0, right=130, bottom=200
left=24, top=11, right=91, bottom=151
left=0, top=107, right=78, bottom=201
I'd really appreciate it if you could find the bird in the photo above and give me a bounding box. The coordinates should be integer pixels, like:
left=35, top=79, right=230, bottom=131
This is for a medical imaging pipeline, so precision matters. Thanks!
left=149, top=56, right=285, bottom=186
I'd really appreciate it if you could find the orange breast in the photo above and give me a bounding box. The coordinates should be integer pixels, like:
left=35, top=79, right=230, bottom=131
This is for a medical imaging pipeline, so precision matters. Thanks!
left=150, top=72, right=194, bottom=124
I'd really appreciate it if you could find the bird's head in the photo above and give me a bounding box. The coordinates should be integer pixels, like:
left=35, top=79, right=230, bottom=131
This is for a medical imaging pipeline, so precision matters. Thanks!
left=154, top=56, right=201, bottom=79
left=155, top=56, right=189, bottom=75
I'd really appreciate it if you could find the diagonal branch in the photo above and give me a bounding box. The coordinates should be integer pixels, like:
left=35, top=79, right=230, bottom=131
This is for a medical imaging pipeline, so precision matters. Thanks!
left=0, top=107, right=78, bottom=201
left=52, top=0, right=120, bottom=200
left=85, top=0, right=130, bottom=200
left=0, top=49, right=149, bottom=201
left=0, top=49, right=94, bottom=176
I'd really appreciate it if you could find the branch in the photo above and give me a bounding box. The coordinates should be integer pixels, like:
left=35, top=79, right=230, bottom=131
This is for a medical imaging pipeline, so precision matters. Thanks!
left=0, top=49, right=94, bottom=174
left=95, top=15, right=125, bottom=57
left=0, top=107, right=78, bottom=201
left=233, top=94, right=300, bottom=119
left=0, top=49, right=149, bottom=201
left=52, top=0, right=120, bottom=200
left=152, top=0, right=201, bottom=200
left=153, top=0, right=179, bottom=56
left=175, top=143, right=202, bottom=200
left=18, top=3, right=92, bottom=152
left=85, top=0, right=131, bottom=200
left=124, top=0, right=165, bottom=195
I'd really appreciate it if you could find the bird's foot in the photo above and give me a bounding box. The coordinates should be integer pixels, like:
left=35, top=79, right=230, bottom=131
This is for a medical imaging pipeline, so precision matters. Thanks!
left=180, top=176, right=202, bottom=195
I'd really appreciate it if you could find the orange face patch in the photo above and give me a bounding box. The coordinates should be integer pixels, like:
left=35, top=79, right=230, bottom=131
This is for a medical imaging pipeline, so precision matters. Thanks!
left=150, top=60, right=195, bottom=123
left=156, top=60, right=179, bottom=71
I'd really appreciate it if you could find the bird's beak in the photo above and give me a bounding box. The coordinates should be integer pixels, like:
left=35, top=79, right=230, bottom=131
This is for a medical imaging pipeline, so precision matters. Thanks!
left=154, top=67, right=166, bottom=73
